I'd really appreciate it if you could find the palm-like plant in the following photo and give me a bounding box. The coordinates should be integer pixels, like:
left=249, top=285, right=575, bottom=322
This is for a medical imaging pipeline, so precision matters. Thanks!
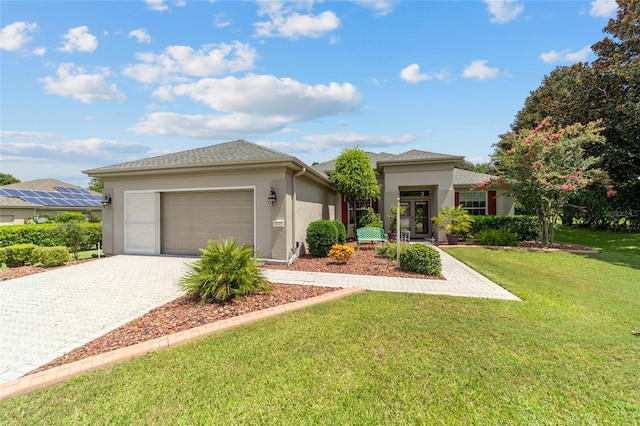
left=431, top=205, right=475, bottom=236
left=180, top=239, right=272, bottom=303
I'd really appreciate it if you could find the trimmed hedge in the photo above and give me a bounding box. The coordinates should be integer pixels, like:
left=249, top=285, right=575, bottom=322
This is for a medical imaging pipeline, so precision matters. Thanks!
left=475, top=229, right=518, bottom=246
left=32, top=246, right=70, bottom=266
left=399, top=244, right=442, bottom=276
left=306, top=220, right=339, bottom=257
left=0, top=244, right=71, bottom=267
left=332, top=220, right=347, bottom=244
left=0, top=223, right=102, bottom=249
left=470, top=215, right=539, bottom=241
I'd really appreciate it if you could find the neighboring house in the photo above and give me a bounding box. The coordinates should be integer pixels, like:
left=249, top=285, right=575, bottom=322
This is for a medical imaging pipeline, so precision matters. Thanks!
left=84, top=140, right=512, bottom=262
left=312, top=150, right=513, bottom=241
left=83, top=140, right=337, bottom=263
left=0, top=179, right=102, bottom=225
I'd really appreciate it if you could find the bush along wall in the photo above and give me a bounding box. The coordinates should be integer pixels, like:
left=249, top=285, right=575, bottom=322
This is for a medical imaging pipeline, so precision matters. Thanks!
left=0, top=223, right=102, bottom=249
left=0, top=244, right=70, bottom=267
left=306, top=220, right=340, bottom=257
left=470, top=215, right=539, bottom=241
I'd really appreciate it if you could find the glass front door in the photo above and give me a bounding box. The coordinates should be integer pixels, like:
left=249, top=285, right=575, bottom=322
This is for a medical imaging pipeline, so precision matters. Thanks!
left=397, top=199, right=430, bottom=238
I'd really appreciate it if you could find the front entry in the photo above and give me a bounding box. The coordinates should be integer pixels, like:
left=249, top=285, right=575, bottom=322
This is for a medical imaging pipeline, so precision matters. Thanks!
left=398, top=199, right=431, bottom=239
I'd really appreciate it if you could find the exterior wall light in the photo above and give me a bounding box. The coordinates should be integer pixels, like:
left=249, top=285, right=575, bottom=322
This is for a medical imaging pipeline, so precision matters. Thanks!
left=102, top=193, right=112, bottom=208
left=268, top=188, right=277, bottom=206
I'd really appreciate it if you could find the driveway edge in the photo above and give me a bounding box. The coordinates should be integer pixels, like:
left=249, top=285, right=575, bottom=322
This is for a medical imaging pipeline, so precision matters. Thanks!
left=0, top=286, right=365, bottom=402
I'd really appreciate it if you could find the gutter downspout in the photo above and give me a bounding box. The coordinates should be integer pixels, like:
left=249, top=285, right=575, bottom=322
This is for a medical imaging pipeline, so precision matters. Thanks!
left=288, top=167, right=306, bottom=265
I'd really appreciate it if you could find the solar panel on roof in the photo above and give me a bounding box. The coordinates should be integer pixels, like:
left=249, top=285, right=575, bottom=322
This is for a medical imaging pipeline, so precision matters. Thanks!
left=33, top=191, right=50, bottom=197
left=54, top=186, right=73, bottom=193
left=4, top=189, right=25, bottom=197
left=23, top=197, right=47, bottom=205
left=20, top=190, right=38, bottom=197
left=0, top=189, right=10, bottom=197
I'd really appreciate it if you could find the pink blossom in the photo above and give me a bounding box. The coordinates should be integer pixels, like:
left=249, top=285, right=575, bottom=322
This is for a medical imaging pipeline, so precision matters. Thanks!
left=508, top=148, right=516, bottom=154
left=547, top=173, right=553, bottom=179
left=607, top=190, right=617, bottom=197
left=560, top=184, right=575, bottom=191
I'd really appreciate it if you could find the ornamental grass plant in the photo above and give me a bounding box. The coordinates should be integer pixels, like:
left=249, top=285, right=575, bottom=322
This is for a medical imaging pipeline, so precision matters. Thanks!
left=180, top=238, right=272, bottom=303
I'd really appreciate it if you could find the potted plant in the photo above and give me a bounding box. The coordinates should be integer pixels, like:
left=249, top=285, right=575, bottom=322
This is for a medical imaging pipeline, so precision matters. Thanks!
left=386, top=204, right=406, bottom=241
left=431, top=205, right=475, bottom=245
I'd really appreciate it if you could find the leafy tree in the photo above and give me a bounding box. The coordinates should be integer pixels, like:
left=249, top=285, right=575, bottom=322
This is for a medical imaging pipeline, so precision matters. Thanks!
left=0, top=172, right=20, bottom=186
left=455, top=159, right=497, bottom=175
left=489, top=118, right=612, bottom=245
left=331, top=146, right=380, bottom=228
left=88, top=177, right=104, bottom=192
left=57, top=221, right=87, bottom=260
left=497, top=0, right=639, bottom=230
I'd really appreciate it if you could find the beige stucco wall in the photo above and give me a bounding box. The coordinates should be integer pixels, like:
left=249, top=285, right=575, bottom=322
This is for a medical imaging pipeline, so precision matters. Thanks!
left=99, top=165, right=335, bottom=261
left=381, top=162, right=457, bottom=241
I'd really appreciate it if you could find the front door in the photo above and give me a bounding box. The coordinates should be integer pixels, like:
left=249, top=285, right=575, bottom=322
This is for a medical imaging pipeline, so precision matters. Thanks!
left=398, top=200, right=430, bottom=239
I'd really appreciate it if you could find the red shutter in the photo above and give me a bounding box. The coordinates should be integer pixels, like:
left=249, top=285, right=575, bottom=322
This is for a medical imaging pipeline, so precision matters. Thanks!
left=341, top=198, right=349, bottom=225
left=488, top=191, right=497, bottom=215
left=454, top=191, right=459, bottom=207
left=372, top=198, right=379, bottom=214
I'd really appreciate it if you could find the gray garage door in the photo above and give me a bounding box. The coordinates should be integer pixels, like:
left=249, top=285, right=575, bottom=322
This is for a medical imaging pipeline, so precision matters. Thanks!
left=161, top=190, right=254, bottom=255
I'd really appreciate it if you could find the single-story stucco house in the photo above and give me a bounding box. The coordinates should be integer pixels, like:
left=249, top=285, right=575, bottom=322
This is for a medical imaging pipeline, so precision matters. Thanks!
left=84, top=139, right=513, bottom=263
left=0, top=179, right=102, bottom=225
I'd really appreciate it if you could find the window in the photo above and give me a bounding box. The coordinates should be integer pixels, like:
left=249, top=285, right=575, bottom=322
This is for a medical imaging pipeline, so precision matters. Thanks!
left=348, top=198, right=373, bottom=225
left=458, top=192, right=486, bottom=215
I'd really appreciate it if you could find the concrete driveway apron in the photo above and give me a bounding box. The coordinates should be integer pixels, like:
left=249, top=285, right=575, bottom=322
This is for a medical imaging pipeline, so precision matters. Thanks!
left=0, top=255, right=191, bottom=384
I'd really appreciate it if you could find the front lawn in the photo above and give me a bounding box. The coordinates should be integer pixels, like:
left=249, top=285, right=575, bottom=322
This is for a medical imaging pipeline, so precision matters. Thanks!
left=1, top=229, right=638, bottom=424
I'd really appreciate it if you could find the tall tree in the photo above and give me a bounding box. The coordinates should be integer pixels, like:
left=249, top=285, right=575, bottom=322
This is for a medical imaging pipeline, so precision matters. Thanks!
left=496, top=0, right=639, bottom=230
left=88, top=177, right=104, bottom=192
left=489, top=118, right=610, bottom=245
left=0, top=172, right=20, bottom=186
left=331, top=146, right=380, bottom=228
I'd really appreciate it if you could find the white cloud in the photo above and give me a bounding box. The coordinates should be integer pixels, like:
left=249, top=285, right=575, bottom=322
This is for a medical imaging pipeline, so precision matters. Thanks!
left=41, top=63, right=126, bottom=103
left=462, top=60, right=500, bottom=80
left=0, top=21, right=38, bottom=51
left=122, top=41, right=258, bottom=84
left=129, top=28, right=151, bottom=44
left=214, top=13, right=232, bottom=28
left=145, top=0, right=168, bottom=11
left=350, top=0, right=397, bottom=17
left=255, top=1, right=340, bottom=39
left=33, top=47, right=46, bottom=56
left=60, top=26, right=98, bottom=53
left=482, top=0, right=524, bottom=23
left=132, top=74, right=361, bottom=138
left=129, top=112, right=289, bottom=139
left=257, top=132, right=415, bottom=155
left=590, top=0, right=618, bottom=17
left=540, top=46, right=592, bottom=64
left=400, top=63, right=450, bottom=84
left=165, top=74, right=361, bottom=120
left=0, top=130, right=58, bottom=139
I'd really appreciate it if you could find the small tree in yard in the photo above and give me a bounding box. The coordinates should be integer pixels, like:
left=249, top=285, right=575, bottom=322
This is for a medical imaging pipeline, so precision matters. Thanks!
left=331, top=146, right=380, bottom=230
left=487, top=117, right=613, bottom=245
left=57, top=221, right=87, bottom=260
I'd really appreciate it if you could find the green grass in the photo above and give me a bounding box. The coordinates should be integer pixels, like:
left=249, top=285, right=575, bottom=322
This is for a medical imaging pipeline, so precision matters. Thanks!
left=76, top=248, right=105, bottom=260
left=1, top=228, right=639, bottom=424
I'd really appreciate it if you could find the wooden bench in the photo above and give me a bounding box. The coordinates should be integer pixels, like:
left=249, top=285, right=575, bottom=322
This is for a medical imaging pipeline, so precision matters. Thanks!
left=356, top=227, right=388, bottom=250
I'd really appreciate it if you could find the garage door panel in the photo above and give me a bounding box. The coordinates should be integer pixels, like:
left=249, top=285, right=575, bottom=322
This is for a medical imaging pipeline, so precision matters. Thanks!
left=161, top=190, right=254, bottom=255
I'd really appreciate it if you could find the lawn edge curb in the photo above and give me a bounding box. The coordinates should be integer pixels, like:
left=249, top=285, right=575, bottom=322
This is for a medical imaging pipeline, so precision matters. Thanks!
left=0, top=286, right=365, bottom=402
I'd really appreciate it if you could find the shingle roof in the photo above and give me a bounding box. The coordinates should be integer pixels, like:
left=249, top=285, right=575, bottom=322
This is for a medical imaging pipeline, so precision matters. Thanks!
left=0, top=196, right=35, bottom=207
left=452, top=168, right=496, bottom=185
left=85, top=139, right=294, bottom=174
left=311, top=149, right=461, bottom=177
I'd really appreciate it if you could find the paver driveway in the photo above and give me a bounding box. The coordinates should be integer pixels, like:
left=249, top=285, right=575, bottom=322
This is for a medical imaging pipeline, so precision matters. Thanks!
left=0, top=255, right=191, bottom=384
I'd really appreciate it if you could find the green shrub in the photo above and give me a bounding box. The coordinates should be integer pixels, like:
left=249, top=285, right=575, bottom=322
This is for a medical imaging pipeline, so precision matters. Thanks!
left=306, top=220, right=339, bottom=257
left=2, top=243, right=39, bottom=267
left=475, top=229, right=518, bottom=246
left=32, top=246, right=70, bottom=267
left=399, top=244, right=442, bottom=276
left=471, top=215, right=539, bottom=241
left=54, top=212, right=87, bottom=223
left=180, top=239, right=272, bottom=303
left=0, top=223, right=101, bottom=249
left=331, top=220, right=347, bottom=244
left=57, top=222, right=87, bottom=260
left=358, top=207, right=382, bottom=229
left=0, top=248, right=7, bottom=267
left=376, top=242, right=411, bottom=260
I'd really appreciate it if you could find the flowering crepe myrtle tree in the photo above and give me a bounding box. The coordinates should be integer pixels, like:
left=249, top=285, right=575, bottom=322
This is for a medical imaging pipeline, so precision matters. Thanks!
left=485, top=118, right=615, bottom=245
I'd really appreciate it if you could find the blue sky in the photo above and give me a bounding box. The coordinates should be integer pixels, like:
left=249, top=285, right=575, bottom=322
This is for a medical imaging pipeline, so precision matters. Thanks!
left=1, top=0, right=619, bottom=187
